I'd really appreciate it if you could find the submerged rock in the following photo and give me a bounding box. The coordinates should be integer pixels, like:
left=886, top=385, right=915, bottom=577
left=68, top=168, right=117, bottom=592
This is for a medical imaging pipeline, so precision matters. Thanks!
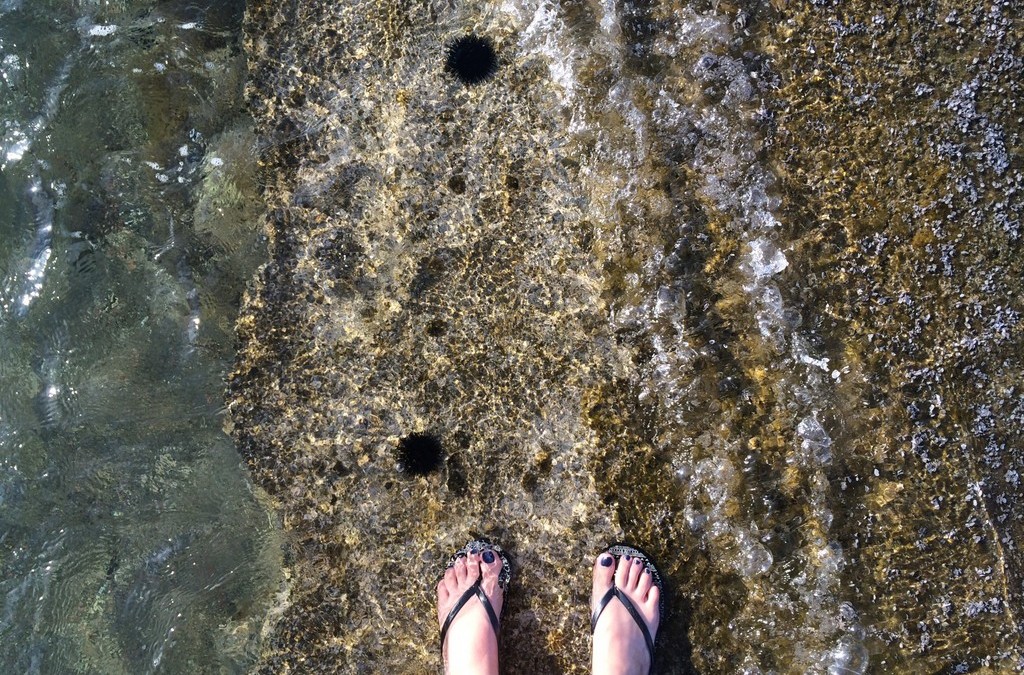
left=231, top=0, right=1024, bottom=672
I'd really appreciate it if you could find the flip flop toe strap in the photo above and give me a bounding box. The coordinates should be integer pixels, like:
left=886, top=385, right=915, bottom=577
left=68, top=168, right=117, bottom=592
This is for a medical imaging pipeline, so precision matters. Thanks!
left=591, top=586, right=655, bottom=671
left=439, top=580, right=501, bottom=650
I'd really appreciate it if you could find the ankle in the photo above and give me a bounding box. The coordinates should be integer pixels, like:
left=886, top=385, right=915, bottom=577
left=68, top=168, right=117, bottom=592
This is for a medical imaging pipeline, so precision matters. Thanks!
left=445, top=642, right=499, bottom=675
left=444, top=627, right=499, bottom=675
left=592, top=635, right=649, bottom=675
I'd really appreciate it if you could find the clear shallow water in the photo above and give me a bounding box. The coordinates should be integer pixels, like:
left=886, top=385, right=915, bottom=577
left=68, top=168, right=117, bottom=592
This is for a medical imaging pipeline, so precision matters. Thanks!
left=6, top=0, right=1014, bottom=672
left=1, top=1, right=280, bottom=672
left=231, top=0, right=1023, bottom=672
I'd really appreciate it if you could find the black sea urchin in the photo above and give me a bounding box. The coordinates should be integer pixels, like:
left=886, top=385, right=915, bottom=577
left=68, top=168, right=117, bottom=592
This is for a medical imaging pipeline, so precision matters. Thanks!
left=397, top=433, right=444, bottom=476
left=445, top=35, right=498, bottom=86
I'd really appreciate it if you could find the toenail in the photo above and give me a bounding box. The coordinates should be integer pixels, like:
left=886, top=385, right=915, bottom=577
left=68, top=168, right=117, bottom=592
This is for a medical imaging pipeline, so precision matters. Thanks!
left=634, top=558, right=642, bottom=565
left=482, top=550, right=495, bottom=564
left=624, top=555, right=631, bottom=561
left=600, top=555, right=614, bottom=567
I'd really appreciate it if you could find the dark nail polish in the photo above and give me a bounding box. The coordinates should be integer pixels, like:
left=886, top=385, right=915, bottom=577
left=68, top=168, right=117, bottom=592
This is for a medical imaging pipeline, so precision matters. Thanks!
left=482, top=550, right=495, bottom=564
left=600, top=555, right=614, bottom=567
left=634, top=558, right=642, bottom=565
left=624, top=555, right=631, bottom=561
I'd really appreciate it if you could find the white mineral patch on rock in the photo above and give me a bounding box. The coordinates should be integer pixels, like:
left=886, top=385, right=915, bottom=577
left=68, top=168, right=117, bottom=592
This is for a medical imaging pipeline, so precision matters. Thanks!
left=87, top=24, right=118, bottom=37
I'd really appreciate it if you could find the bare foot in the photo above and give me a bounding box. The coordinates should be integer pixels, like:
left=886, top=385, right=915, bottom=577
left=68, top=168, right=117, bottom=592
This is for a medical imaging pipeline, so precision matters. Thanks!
left=436, top=550, right=505, bottom=675
left=591, top=551, right=661, bottom=675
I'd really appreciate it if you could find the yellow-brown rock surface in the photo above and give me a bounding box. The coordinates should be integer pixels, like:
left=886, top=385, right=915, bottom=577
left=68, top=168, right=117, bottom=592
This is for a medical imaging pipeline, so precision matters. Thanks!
left=231, top=1, right=1024, bottom=672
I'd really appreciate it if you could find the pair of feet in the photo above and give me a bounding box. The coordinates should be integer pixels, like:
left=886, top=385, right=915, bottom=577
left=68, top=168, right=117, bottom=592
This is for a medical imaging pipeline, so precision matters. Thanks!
left=436, top=551, right=661, bottom=675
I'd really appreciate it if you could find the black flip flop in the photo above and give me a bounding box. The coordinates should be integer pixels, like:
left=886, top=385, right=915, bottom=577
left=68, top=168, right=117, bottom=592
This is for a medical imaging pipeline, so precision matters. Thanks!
left=438, top=539, right=513, bottom=652
left=591, top=543, right=665, bottom=675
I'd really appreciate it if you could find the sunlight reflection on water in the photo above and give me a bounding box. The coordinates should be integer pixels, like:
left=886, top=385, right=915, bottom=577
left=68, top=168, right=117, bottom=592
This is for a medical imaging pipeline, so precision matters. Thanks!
left=0, top=1, right=280, bottom=672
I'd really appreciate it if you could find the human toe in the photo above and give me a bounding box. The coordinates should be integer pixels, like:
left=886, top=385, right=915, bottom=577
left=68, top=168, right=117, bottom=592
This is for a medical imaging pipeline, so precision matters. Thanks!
left=646, top=582, right=661, bottom=610
left=479, top=549, right=502, bottom=578
left=442, top=564, right=461, bottom=592
left=464, top=554, right=481, bottom=584
left=593, top=552, right=615, bottom=585
left=636, top=566, right=653, bottom=596
left=613, top=555, right=631, bottom=586
left=626, top=556, right=644, bottom=589
left=453, top=556, right=469, bottom=584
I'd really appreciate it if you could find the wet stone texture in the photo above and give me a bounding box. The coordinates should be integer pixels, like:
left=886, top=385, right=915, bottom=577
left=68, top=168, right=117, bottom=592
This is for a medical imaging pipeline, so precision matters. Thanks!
left=230, top=0, right=1023, bottom=673
left=761, top=0, right=1024, bottom=671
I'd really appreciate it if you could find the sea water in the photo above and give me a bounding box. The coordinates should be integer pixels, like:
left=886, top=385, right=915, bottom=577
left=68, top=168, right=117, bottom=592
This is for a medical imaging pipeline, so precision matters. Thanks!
left=5, top=0, right=1023, bottom=673
left=0, top=1, right=280, bottom=672
left=228, top=0, right=1024, bottom=672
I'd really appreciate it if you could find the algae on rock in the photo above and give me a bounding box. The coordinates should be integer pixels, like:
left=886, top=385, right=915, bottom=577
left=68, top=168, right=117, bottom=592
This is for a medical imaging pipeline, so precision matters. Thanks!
left=231, top=0, right=1024, bottom=672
